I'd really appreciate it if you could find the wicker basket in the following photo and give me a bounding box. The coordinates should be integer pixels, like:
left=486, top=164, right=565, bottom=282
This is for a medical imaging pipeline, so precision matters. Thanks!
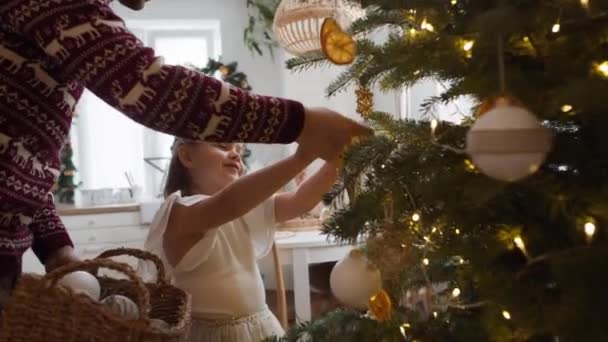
left=0, top=248, right=191, bottom=342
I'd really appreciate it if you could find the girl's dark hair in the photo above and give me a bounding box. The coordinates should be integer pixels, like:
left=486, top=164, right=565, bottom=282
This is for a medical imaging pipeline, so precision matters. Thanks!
left=163, top=140, right=191, bottom=198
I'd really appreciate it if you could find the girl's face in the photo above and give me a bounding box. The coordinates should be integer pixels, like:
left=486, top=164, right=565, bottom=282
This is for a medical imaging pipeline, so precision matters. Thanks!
left=177, top=142, right=244, bottom=195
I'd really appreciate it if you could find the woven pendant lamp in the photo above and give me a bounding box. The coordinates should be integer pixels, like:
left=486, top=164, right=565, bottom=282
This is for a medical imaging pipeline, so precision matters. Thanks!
left=272, top=0, right=364, bottom=56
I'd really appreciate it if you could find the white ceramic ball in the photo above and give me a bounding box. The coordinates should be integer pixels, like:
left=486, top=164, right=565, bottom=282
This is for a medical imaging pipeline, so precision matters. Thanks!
left=330, top=249, right=382, bottom=309
left=101, top=295, right=140, bottom=319
left=57, top=271, right=101, bottom=301
left=466, top=105, right=553, bottom=182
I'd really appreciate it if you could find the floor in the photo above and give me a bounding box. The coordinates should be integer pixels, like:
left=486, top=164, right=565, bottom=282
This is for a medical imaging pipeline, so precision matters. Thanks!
left=265, top=262, right=341, bottom=324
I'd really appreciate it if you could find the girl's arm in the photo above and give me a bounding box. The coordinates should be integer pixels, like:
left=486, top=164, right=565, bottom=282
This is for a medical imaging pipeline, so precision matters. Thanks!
left=169, top=147, right=316, bottom=241
left=274, top=159, right=340, bottom=223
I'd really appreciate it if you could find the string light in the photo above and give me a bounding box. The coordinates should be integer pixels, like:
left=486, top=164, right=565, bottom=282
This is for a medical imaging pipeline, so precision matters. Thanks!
left=595, top=61, right=608, bottom=77
left=513, top=236, right=526, bottom=252
left=412, top=213, right=421, bottom=222
left=431, top=226, right=438, bottom=234
left=584, top=221, right=596, bottom=243
left=551, top=23, right=561, bottom=33
left=464, top=159, right=476, bottom=171
left=452, top=288, right=461, bottom=297
left=400, top=323, right=411, bottom=338
left=580, top=0, right=589, bottom=8
left=430, top=119, right=438, bottom=134
left=451, top=0, right=457, bottom=5
left=523, top=36, right=530, bottom=43
left=424, top=236, right=431, bottom=243
left=455, top=228, right=461, bottom=235
left=381, top=164, right=386, bottom=169
left=433, top=311, right=438, bottom=318
left=423, top=258, right=429, bottom=265
left=561, top=104, right=573, bottom=112
left=463, top=40, right=474, bottom=51
left=421, top=18, right=434, bottom=32
left=409, top=28, right=418, bottom=36
left=502, top=310, right=512, bottom=320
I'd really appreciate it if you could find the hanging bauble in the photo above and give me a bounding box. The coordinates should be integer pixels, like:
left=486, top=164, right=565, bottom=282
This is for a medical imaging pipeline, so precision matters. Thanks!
left=368, top=289, right=392, bottom=322
left=330, top=249, right=382, bottom=309
left=466, top=96, right=553, bottom=182
left=355, top=83, right=374, bottom=119
left=272, top=0, right=363, bottom=56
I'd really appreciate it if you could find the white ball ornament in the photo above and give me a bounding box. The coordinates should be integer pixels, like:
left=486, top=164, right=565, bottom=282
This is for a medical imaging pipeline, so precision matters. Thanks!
left=101, top=295, right=140, bottom=320
left=57, top=271, right=101, bottom=301
left=466, top=99, right=553, bottom=182
left=330, top=249, right=382, bottom=309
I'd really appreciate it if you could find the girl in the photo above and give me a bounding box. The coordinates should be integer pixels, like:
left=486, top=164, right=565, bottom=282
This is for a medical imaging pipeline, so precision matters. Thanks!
left=142, top=138, right=340, bottom=341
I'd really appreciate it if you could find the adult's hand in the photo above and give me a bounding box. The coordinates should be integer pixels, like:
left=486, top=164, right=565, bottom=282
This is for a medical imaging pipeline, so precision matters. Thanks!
left=44, top=246, right=80, bottom=273
left=297, top=107, right=372, bottom=161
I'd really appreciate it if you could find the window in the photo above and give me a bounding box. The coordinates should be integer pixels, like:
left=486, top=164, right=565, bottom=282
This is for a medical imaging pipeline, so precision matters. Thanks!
left=74, top=20, right=221, bottom=200
left=398, top=80, right=473, bottom=123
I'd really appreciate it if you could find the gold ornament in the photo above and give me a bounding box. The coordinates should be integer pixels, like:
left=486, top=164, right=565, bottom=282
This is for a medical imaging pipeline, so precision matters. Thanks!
left=369, top=289, right=392, bottom=322
left=219, top=66, right=230, bottom=77
left=356, top=83, right=374, bottom=119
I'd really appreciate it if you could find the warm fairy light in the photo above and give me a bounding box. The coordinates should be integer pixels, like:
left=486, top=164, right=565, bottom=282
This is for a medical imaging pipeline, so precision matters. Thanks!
left=502, top=310, right=512, bottom=320
left=552, top=23, right=560, bottom=33
left=421, top=18, right=434, bottom=32
left=580, top=0, right=589, bottom=8
left=401, top=243, right=407, bottom=248
left=523, top=36, right=530, bottom=43
left=423, top=258, right=429, bottom=265
left=561, top=104, right=573, bottom=112
left=431, top=227, right=438, bottom=234
left=433, top=311, right=438, bottom=318
left=513, top=236, right=526, bottom=251
left=595, top=61, right=608, bottom=77
left=464, top=159, right=476, bottom=171
left=455, top=228, right=461, bottom=235
left=452, top=288, right=461, bottom=298
left=463, top=40, right=474, bottom=51
left=584, top=221, right=596, bottom=243
left=400, top=323, right=411, bottom=337
left=451, top=0, right=457, bottom=4
left=430, top=119, right=438, bottom=133
left=424, top=236, right=431, bottom=243
left=409, top=28, right=418, bottom=36
left=412, top=213, right=421, bottom=222
left=381, top=164, right=386, bottom=169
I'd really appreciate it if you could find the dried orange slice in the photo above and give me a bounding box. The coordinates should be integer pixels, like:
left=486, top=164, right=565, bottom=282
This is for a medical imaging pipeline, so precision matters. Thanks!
left=322, top=30, right=356, bottom=65
left=321, top=17, right=340, bottom=42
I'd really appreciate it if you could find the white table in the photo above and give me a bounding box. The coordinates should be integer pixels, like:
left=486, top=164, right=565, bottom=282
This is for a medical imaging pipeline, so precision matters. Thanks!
left=274, top=230, right=353, bottom=322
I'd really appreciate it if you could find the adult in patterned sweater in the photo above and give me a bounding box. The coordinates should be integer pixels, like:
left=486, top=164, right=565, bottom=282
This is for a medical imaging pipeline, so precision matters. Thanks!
left=0, top=0, right=370, bottom=309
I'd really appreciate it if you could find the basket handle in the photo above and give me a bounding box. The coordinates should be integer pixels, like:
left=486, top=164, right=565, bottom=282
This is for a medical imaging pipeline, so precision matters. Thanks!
left=96, top=248, right=166, bottom=284
left=45, top=259, right=150, bottom=320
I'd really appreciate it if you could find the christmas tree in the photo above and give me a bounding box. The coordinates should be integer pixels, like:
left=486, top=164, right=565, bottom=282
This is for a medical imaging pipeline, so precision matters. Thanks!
left=55, top=136, right=78, bottom=204
left=259, top=0, right=608, bottom=341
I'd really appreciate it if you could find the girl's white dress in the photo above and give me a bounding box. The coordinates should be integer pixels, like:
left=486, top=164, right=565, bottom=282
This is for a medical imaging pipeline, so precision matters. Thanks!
left=140, top=191, right=284, bottom=341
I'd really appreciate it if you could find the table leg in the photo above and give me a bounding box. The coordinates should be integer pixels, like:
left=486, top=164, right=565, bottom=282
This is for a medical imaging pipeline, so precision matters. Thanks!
left=292, top=248, right=311, bottom=322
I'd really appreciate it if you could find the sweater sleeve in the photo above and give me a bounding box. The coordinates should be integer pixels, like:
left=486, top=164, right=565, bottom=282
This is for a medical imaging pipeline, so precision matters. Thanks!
left=0, top=0, right=304, bottom=144
left=30, top=193, right=74, bottom=264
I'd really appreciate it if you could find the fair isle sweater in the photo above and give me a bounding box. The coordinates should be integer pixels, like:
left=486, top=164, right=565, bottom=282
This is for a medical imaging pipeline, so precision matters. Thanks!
left=0, top=0, right=305, bottom=275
